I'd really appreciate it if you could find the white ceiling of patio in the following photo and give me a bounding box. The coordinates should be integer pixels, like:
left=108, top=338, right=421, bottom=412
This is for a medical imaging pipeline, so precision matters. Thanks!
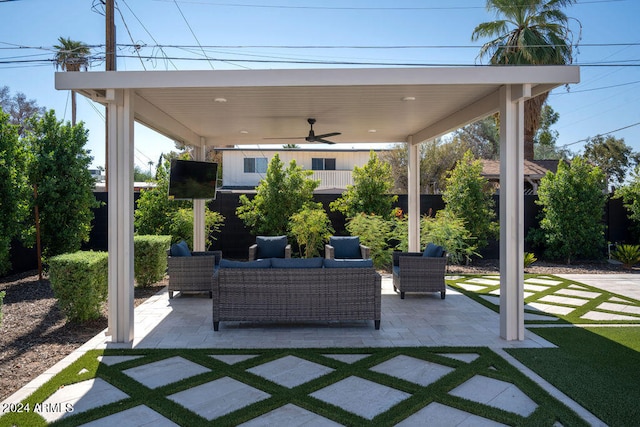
left=56, top=66, right=579, bottom=147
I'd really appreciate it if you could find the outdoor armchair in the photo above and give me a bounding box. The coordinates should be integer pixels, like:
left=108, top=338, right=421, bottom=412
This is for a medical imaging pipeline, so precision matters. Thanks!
left=248, top=235, right=292, bottom=260
left=392, top=243, right=447, bottom=299
left=167, top=240, right=222, bottom=299
left=325, top=236, right=371, bottom=260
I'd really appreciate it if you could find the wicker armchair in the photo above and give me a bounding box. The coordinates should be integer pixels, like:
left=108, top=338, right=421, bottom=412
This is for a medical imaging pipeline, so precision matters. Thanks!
left=167, top=250, right=222, bottom=299
left=392, top=250, right=447, bottom=299
left=248, top=235, right=291, bottom=261
left=325, top=236, right=371, bottom=260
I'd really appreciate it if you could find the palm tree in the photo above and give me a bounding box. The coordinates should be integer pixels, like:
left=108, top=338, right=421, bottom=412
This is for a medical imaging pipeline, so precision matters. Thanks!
left=471, top=0, right=579, bottom=160
left=54, top=37, right=91, bottom=126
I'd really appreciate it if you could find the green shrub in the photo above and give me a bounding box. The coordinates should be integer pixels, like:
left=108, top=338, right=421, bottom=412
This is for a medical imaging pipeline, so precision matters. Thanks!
left=346, top=213, right=394, bottom=269
left=169, top=207, right=225, bottom=248
left=392, top=211, right=478, bottom=265
left=134, top=235, right=171, bottom=286
left=612, top=244, right=640, bottom=269
left=0, top=290, right=5, bottom=325
left=289, top=205, right=334, bottom=258
left=524, top=252, right=538, bottom=269
left=48, top=251, right=108, bottom=322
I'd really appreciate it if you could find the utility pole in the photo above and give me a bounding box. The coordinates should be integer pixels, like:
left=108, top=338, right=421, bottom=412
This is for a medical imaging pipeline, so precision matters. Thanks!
left=105, top=0, right=116, bottom=190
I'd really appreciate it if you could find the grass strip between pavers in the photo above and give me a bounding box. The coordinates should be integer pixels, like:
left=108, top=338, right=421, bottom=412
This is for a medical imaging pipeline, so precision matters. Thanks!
left=507, top=326, right=640, bottom=427
left=0, top=347, right=589, bottom=427
left=446, top=274, right=640, bottom=325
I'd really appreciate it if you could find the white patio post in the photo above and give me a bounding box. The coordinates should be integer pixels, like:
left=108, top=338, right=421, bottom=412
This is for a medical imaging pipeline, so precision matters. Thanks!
left=192, top=140, right=207, bottom=252
left=107, top=88, right=135, bottom=343
left=499, top=84, right=529, bottom=340
left=407, top=136, right=421, bottom=252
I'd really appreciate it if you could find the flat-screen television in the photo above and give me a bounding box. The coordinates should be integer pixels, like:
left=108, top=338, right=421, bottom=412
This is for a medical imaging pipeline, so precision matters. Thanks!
left=168, top=159, right=218, bottom=200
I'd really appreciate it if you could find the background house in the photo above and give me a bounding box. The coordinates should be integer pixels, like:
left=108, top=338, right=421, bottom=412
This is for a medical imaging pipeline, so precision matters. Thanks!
left=481, top=159, right=560, bottom=195
left=218, top=148, right=386, bottom=194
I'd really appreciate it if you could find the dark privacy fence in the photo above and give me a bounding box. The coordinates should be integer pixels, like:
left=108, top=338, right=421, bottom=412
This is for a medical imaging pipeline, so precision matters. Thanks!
left=6, top=192, right=633, bottom=275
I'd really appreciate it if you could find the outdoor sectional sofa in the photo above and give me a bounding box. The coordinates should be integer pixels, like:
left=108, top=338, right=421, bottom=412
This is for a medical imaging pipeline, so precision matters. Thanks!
left=212, top=257, right=381, bottom=331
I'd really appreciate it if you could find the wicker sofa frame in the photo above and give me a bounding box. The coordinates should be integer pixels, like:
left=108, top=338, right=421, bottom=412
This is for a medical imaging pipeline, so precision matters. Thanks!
left=167, top=250, right=222, bottom=299
left=392, top=251, right=447, bottom=299
left=212, top=267, right=381, bottom=331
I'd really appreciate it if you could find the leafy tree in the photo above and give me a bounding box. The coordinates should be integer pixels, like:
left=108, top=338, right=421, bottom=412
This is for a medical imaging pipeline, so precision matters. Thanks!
left=0, top=109, right=28, bottom=275
left=472, top=0, right=579, bottom=160
left=53, top=37, right=91, bottom=125
left=442, top=150, right=498, bottom=251
left=25, top=110, right=99, bottom=258
left=134, top=153, right=224, bottom=246
left=614, top=165, right=640, bottom=240
left=583, top=135, right=638, bottom=186
left=0, top=86, right=46, bottom=136
left=453, top=116, right=500, bottom=160
left=532, top=156, right=607, bottom=264
left=237, top=154, right=319, bottom=236
left=134, top=165, right=153, bottom=182
left=331, top=151, right=397, bottom=217
left=289, top=206, right=334, bottom=258
left=534, top=104, right=573, bottom=160
left=382, top=139, right=470, bottom=194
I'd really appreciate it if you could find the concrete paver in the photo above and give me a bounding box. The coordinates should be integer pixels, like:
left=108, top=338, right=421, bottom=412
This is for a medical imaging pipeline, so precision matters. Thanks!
left=4, top=273, right=637, bottom=425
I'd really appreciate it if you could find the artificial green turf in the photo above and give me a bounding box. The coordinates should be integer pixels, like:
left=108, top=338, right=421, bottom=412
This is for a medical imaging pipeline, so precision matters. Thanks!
left=0, top=347, right=589, bottom=427
left=508, top=327, right=640, bottom=427
left=446, top=274, right=640, bottom=325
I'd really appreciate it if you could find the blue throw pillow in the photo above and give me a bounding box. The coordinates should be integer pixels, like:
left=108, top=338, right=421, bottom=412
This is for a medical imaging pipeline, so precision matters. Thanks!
left=423, top=243, right=444, bottom=258
left=170, top=240, right=191, bottom=257
left=324, top=258, right=373, bottom=268
left=220, top=258, right=271, bottom=268
left=330, top=236, right=361, bottom=259
left=256, top=235, right=288, bottom=259
left=271, top=257, right=324, bottom=268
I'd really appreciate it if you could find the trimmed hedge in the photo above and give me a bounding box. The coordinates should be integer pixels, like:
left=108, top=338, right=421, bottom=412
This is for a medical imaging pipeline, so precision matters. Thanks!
left=49, top=251, right=108, bottom=322
left=134, top=235, right=171, bottom=287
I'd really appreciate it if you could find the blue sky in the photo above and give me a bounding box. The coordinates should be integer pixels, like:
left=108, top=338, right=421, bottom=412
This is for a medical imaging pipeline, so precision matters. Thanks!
left=1, top=0, right=638, bottom=171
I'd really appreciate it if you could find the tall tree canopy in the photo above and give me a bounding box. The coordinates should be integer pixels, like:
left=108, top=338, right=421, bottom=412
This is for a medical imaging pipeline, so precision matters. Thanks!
left=472, top=0, right=579, bottom=160
left=0, top=110, right=28, bottom=275
left=25, top=111, right=99, bottom=258
left=583, top=135, right=639, bottom=186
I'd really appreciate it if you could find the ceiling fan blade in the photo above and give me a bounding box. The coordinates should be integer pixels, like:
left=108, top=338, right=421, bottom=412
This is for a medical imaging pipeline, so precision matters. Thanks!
left=316, top=138, right=336, bottom=145
left=263, top=136, right=305, bottom=140
left=315, top=132, right=341, bottom=139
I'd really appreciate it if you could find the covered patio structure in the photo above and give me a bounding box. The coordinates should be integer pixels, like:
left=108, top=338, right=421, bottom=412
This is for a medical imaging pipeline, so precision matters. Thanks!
left=55, top=66, right=579, bottom=343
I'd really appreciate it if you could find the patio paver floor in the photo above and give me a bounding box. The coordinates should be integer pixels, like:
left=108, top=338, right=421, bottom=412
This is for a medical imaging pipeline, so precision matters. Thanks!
left=4, top=273, right=638, bottom=425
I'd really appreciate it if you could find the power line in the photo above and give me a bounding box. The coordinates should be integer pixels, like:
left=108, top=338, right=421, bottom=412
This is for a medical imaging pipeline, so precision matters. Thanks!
left=153, top=0, right=630, bottom=11
left=561, top=121, right=640, bottom=148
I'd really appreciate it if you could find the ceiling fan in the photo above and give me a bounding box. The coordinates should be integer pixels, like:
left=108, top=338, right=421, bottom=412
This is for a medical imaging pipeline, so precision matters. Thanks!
left=266, top=118, right=341, bottom=145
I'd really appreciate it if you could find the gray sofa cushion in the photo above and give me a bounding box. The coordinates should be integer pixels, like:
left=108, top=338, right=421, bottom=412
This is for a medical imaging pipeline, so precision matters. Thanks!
left=324, top=258, right=373, bottom=268
left=220, top=258, right=271, bottom=268
left=272, top=257, right=324, bottom=268
left=330, top=236, right=361, bottom=259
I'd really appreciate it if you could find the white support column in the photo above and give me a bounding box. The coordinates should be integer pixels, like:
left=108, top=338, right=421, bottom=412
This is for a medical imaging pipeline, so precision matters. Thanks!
left=192, top=141, right=207, bottom=252
left=407, top=136, right=420, bottom=252
left=499, top=85, right=525, bottom=341
left=107, top=89, right=135, bottom=343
